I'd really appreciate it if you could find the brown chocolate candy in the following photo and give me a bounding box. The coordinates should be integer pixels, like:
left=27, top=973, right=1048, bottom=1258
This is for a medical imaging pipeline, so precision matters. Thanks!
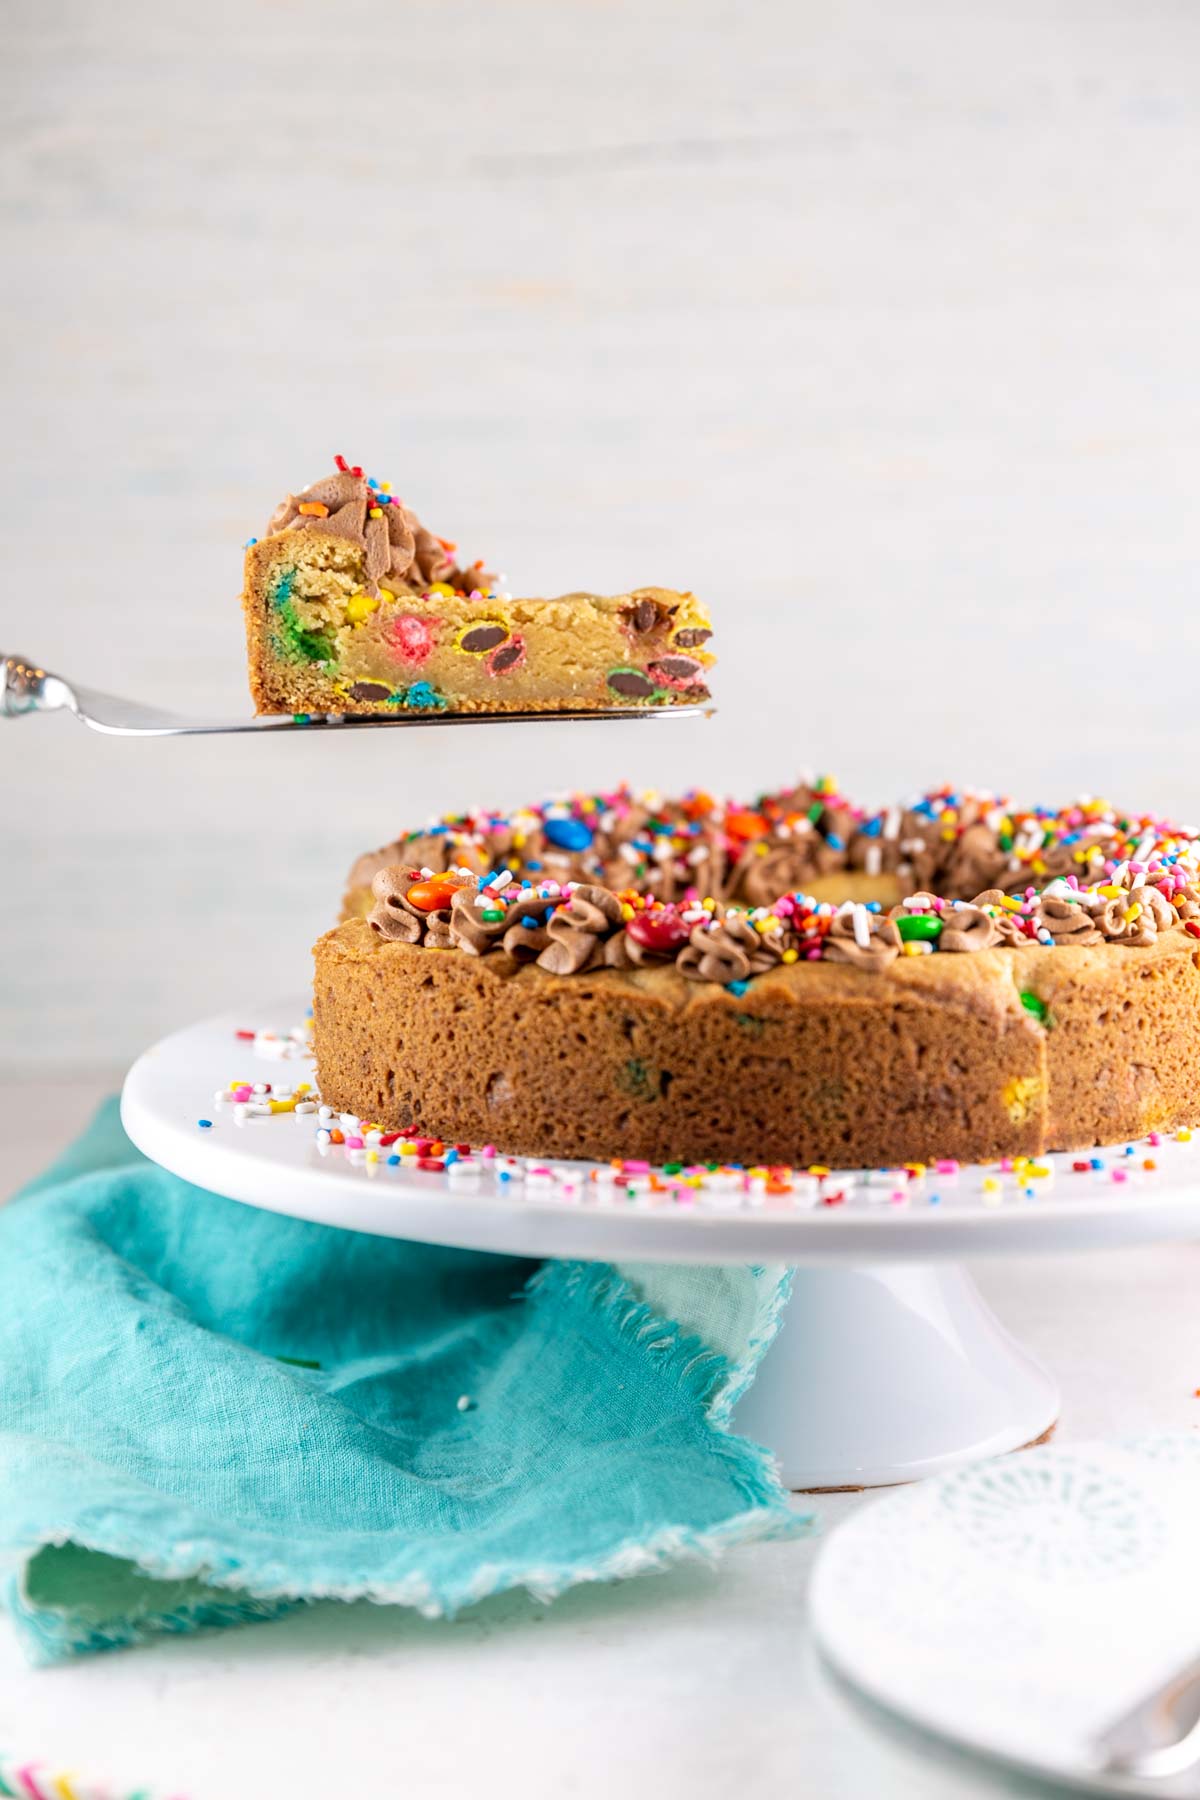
left=459, top=624, right=509, bottom=654
left=607, top=667, right=657, bottom=699
left=489, top=638, right=525, bottom=674
left=347, top=681, right=393, bottom=702
left=647, top=656, right=701, bottom=686
left=622, top=596, right=667, bottom=635
left=673, top=627, right=711, bottom=649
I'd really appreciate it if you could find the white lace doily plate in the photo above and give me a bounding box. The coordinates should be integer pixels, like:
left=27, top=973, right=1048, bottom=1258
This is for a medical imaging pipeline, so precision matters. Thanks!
left=812, top=1434, right=1200, bottom=1795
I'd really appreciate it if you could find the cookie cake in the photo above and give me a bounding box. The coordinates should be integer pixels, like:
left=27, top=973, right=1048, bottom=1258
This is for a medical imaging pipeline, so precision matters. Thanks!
left=241, top=459, right=714, bottom=717
left=312, top=778, right=1200, bottom=1169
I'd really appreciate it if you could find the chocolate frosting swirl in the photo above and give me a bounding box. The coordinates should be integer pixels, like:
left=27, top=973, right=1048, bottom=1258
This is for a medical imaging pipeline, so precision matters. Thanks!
left=267, top=467, right=471, bottom=598
left=677, top=921, right=755, bottom=985
left=676, top=913, right=787, bottom=984
left=537, top=886, right=625, bottom=975
left=502, top=899, right=556, bottom=962
left=971, top=891, right=1034, bottom=948
left=448, top=885, right=511, bottom=956
left=367, top=866, right=426, bottom=943
left=939, top=822, right=1008, bottom=899
left=731, top=838, right=824, bottom=908
left=1039, top=895, right=1102, bottom=946
left=823, top=909, right=902, bottom=971
left=938, top=904, right=1001, bottom=952
left=1096, top=883, right=1173, bottom=946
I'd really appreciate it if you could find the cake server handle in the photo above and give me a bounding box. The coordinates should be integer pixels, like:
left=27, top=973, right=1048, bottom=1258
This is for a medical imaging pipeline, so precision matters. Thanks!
left=1, top=653, right=72, bottom=719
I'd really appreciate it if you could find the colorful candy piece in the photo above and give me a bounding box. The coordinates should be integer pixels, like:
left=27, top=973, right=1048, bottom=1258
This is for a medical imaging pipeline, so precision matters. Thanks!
left=406, top=875, right=467, bottom=912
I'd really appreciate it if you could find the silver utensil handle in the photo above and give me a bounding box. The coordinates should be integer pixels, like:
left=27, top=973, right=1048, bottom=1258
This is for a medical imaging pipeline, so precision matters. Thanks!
left=1096, top=1654, right=1200, bottom=1780
left=2, top=654, right=66, bottom=718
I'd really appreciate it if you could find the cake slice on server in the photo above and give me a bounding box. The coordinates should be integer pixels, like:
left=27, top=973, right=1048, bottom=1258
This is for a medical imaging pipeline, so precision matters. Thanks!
left=240, top=458, right=714, bottom=716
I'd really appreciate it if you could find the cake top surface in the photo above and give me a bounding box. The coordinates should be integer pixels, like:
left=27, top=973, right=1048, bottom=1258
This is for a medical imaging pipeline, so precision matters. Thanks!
left=351, top=777, right=1200, bottom=987
left=256, top=456, right=496, bottom=599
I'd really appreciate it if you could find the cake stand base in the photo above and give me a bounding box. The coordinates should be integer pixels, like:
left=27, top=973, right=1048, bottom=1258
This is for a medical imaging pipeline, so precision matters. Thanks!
left=730, top=1262, right=1060, bottom=1490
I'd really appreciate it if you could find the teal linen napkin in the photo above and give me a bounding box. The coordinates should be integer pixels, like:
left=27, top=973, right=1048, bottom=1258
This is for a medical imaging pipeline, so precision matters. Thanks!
left=0, top=1102, right=808, bottom=1662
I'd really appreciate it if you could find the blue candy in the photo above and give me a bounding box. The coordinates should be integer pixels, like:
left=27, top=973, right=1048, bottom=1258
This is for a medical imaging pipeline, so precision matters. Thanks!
left=544, top=817, right=595, bottom=852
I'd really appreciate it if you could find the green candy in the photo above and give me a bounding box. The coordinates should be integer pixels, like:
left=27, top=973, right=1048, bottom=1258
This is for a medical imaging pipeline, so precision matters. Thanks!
left=1020, top=991, right=1048, bottom=1023
left=896, top=913, right=943, bottom=942
left=481, top=908, right=505, bottom=923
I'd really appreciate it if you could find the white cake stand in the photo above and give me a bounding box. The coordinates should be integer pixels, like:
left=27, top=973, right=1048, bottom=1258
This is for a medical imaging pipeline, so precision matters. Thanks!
left=121, top=999, right=1200, bottom=1490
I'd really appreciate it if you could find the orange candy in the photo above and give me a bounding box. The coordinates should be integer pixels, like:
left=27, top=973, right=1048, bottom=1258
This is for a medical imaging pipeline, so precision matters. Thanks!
left=407, top=876, right=467, bottom=912
left=684, top=790, right=715, bottom=821
left=725, top=809, right=768, bottom=842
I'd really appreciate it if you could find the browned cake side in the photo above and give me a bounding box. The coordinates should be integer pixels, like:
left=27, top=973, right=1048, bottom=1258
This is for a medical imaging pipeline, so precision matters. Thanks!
left=312, top=921, right=1200, bottom=1166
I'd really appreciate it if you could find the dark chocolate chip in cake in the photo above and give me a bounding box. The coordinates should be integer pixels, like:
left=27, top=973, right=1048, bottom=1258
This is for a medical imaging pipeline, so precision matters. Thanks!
left=607, top=667, right=658, bottom=699
left=673, top=627, right=712, bottom=649
left=647, top=656, right=702, bottom=684
left=621, top=595, right=666, bottom=635
left=489, top=638, right=526, bottom=674
left=459, top=624, right=509, bottom=654
left=348, top=681, right=393, bottom=702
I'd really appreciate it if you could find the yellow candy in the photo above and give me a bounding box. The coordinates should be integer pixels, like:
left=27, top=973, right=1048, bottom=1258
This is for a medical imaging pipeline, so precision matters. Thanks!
left=620, top=903, right=635, bottom=922
left=428, top=582, right=458, bottom=597
left=346, top=592, right=379, bottom=625
left=781, top=948, right=799, bottom=964
left=269, top=1099, right=296, bottom=1114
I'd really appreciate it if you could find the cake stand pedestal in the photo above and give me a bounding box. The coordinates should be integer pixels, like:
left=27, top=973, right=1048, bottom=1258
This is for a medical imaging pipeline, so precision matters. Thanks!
left=121, top=999, right=1200, bottom=1491
left=729, top=1264, right=1058, bottom=1489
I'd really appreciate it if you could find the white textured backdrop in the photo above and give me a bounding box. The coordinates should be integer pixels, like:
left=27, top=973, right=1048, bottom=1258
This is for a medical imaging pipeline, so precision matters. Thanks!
left=5, top=0, right=1200, bottom=1069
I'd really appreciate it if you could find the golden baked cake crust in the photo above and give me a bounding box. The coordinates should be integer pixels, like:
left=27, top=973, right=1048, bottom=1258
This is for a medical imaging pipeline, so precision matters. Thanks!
left=240, top=459, right=714, bottom=716
left=313, top=924, right=1200, bottom=1166
left=311, top=778, right=1200, bottom=1166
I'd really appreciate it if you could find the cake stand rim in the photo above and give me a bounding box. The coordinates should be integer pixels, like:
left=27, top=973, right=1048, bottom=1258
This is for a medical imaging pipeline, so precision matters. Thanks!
left=118, top=996, right=1200, bottom=1266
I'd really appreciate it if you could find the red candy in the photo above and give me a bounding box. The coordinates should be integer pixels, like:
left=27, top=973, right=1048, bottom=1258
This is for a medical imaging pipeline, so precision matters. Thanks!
left=626, top=908, right=690, bottom=952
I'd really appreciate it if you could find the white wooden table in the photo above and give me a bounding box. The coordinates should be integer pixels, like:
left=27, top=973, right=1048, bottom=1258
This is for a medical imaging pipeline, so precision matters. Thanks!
left=4, top=1077, right=1199, bottom=1800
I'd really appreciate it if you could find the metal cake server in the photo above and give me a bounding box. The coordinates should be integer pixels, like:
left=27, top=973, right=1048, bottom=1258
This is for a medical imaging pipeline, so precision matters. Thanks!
left=1093, top=1653, right=1200, bottom=1783
left=2, top=654, right=714, bottom=737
